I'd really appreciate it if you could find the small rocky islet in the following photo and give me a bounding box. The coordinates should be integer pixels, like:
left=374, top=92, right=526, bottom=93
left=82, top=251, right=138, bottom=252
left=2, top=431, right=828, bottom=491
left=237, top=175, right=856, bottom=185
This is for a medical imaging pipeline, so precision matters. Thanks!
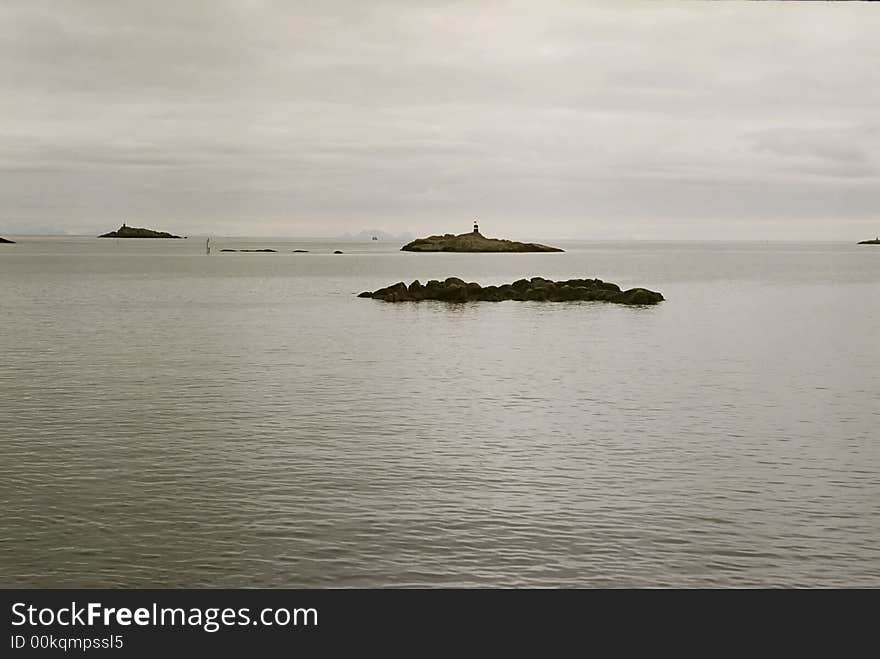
left=99, top=224, right=182, bottom=239
left=359, top=277, right=664, bottom=305
left=401, top=223, right=562, bottom=253
left=857, top=238, right=880, bottom=245
left=0, top=236, right=15, bottom=244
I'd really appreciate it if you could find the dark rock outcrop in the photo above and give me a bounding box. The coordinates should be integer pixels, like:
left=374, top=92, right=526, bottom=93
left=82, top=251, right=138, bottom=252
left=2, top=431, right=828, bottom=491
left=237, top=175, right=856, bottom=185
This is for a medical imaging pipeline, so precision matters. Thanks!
left=293, top=249, right=309, bottom=253
left=401, top=231, right=562, bottom=253
left=0, top=236, right=14, bottom=244
left=359, top=276, right=663, bottom=305
left=99, top=224, right=182, bottom=238
left=857, top=238, right=880, bottom=244
left=221, top=248, right=277, bottom=252
left=334, top=250, right=344, bottom=254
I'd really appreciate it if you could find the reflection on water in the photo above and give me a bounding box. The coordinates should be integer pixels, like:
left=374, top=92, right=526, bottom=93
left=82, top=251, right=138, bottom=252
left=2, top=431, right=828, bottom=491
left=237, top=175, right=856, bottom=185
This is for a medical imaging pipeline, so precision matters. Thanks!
left=1, top=238, right=878, bottom=586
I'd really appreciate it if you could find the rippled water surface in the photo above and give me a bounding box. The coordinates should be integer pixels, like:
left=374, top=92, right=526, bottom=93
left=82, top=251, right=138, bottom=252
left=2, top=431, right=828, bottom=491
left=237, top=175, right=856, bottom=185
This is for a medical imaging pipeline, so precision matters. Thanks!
left=1, top=237, right=878, bottom=587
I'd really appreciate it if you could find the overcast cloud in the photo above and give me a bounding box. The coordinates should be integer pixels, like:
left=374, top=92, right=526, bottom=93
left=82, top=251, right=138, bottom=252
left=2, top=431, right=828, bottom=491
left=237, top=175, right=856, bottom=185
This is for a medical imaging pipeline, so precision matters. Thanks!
left=1, top=0, right=878, bottom=239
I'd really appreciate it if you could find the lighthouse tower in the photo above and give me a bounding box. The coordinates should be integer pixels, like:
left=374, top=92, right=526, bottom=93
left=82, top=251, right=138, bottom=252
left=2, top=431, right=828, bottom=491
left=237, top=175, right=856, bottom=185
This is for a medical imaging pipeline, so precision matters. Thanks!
left=473, top=220, right=480, bottom=235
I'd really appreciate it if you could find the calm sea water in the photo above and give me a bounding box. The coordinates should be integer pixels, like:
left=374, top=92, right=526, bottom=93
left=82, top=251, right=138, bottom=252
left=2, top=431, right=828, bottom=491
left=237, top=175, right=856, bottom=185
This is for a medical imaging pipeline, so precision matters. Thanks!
left=1, top=236, right=878, bottom=587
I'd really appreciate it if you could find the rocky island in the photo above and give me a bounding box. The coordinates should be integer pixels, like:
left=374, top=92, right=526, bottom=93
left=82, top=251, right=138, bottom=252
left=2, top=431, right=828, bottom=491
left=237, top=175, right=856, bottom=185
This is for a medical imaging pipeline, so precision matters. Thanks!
left=99, top=223, right=183, bottom=238
left=401, top=222, right=562, bottom=252
left=857, top=238, right=880, bottom=244
left=0, top=236, right=14, bottom=244
left=359, top=276, right=664, bottom=305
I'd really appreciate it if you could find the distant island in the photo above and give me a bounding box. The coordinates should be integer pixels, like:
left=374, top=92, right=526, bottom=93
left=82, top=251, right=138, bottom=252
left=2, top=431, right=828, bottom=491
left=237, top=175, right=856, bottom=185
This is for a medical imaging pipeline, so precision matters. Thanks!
left=401, top=222, right=562, bottom=253
left=359, top=276, right=663, bottom=305
left=0, top=236, right=14, bottom=244
left=857, top=237, right=880, bottom=245
left=99, top=223, right=183, bottom=239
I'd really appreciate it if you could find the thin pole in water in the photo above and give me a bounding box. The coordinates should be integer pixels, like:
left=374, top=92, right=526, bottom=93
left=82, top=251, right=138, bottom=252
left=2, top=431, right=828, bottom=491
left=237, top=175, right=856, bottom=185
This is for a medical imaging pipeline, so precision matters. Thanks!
left=206, top=237, right=211, bottom=255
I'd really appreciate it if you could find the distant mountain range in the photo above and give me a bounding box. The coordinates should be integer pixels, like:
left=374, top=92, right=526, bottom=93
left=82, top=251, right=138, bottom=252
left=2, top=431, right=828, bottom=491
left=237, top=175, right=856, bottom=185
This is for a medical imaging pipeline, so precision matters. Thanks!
left=337, top=230, right=414, bottom=241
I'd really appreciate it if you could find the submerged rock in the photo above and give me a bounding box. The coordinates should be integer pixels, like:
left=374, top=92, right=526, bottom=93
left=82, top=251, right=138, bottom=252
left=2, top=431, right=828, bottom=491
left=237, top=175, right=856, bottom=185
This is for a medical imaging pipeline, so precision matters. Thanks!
left=359, top=277, right=663, bottom=305
left=401, top=230, right=562, bottom=253
left=99, top=224, right=182, bottom=238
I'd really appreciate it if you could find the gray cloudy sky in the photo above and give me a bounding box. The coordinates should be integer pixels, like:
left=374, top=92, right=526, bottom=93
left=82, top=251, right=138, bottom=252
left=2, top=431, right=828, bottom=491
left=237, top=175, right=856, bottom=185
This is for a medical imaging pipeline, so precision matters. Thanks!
left=1, top=0, right=878, bottom=239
